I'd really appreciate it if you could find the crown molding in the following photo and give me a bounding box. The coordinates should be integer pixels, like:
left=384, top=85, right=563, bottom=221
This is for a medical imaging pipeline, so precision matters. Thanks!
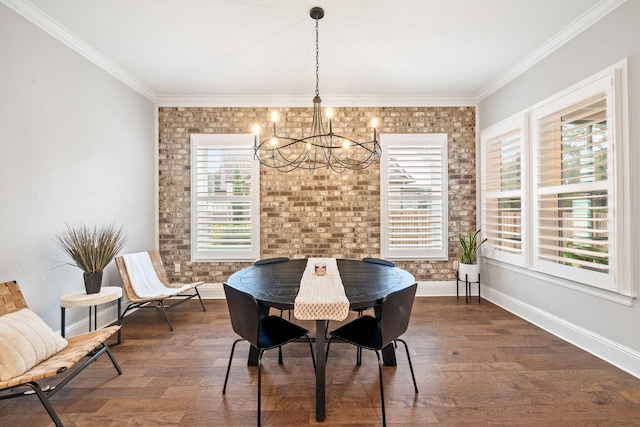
left=476, top=0, right=628, bottom=101
left=1, top=0, right=158, bottom=102
left=5, top=0, right=625, bottom=107
left=156, top=94, right=478, bottom=108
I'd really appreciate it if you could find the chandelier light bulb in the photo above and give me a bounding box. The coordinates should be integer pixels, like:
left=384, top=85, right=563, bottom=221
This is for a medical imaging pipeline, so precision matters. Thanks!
left=271, top=111, right=279, bottom=122
left=271, top=137, right=278, bottom=147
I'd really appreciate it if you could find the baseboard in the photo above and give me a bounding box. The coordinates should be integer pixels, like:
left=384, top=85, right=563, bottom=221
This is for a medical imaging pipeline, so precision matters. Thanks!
left=196, top=282, right=226, bottom=298
left=416, top=280, right=459, bottom=296
left=483, top=286, right=640, bottom=379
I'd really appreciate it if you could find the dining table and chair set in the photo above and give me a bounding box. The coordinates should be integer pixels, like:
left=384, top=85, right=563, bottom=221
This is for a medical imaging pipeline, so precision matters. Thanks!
left=223, top=257, right=419, bottom=426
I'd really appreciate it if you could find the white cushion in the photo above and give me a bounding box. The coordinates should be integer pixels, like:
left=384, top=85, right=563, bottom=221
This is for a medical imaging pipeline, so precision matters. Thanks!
left=121, top=252, right=190, bottom=297
left=0, top=308, right=68, bottom=381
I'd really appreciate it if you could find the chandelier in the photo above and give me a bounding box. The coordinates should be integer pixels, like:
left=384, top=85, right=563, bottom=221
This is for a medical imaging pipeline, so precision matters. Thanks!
left=252, top=7, right=381, bottom=174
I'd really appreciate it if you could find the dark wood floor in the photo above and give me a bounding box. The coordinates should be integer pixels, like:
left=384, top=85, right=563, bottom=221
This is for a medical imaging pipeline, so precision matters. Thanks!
left=2, top=297, right=640, bottom=426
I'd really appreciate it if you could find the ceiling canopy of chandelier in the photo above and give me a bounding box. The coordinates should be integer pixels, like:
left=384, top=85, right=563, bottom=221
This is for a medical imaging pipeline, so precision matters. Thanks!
left=252, top=7, right=381, bottom=174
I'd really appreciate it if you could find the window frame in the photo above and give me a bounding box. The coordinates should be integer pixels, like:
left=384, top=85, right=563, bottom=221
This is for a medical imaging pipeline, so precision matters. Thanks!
left=480, top=114, right=528, bottom=267
left=480, top=59, right=631, bottom=298
left=531, top=76, right=613, bottom=290
left=190, top=133, right=260, bottom=262
left=380, top=133, right=449, bottom=260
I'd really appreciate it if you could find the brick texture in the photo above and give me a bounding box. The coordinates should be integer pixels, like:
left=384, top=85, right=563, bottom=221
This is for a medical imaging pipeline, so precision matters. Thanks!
left=158, top=106, right=476, bottom=283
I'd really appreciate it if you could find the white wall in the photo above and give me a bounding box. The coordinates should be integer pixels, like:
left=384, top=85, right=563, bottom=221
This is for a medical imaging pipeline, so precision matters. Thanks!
left=478, top=0, right=640, bottom=377
left=0, top=4, right=157, bottom=329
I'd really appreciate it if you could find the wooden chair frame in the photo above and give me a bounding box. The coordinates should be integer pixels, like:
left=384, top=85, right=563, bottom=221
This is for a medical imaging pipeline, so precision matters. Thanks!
left=0, top=280, right=122, bottom=427
left=115, top=250, right=206, bottom=331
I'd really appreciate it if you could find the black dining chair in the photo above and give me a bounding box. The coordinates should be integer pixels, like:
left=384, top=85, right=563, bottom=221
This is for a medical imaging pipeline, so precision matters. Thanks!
left=253, top=256, right=291, bottom=362
left=352, top=257, right=397, bottom=364
left=254, top=257, right=291, bottom=318
left=326, top=283, right=418, bottom=427
left=222, top=283, right=316, bottom=427
left=362, top=257, right=396, bottom=267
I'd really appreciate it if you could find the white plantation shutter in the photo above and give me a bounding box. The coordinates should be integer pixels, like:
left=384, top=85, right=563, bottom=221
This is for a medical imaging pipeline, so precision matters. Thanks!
left=481, top=116, right=526, bottom=266
left=479, top=61, right=631, bottom=298
left=191, top=134, right=259, bottom=261
left=381, top=134, right=448, bottom=260
left=532, top=74, right=614, bottom=289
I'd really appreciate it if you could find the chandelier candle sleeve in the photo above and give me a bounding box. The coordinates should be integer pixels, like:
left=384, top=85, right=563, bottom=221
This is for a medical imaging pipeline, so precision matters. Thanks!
left=372, top=118, right=378, bottom=141
left=252, top=7, right=381, bottom=174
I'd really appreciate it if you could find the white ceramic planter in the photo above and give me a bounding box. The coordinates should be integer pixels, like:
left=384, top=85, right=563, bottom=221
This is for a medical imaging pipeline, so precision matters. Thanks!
left=458, top=262, right=480, bottom=282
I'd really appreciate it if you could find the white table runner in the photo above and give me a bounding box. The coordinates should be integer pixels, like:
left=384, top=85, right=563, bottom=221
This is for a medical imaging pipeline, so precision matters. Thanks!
left=293, top=258, right=350, bottom=321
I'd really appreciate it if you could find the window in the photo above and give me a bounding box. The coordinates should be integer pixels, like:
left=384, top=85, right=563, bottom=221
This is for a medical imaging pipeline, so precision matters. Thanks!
left=481, top=115, right=527, bottom=267
left=380, top=134, right=448, bottom=260
left=191, top=134, right=259, bottom=261
left=532, top=76, right=614, bottom=290
left=481, top=60, right=631, bottom=297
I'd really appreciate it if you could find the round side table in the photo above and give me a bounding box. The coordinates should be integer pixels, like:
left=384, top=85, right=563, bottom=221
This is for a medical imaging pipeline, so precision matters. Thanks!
left=60, top=286, right=122, bottom=344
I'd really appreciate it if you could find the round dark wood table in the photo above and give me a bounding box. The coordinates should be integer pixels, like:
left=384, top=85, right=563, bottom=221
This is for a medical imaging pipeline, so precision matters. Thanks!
left=225, top=258, right=416, bottom=422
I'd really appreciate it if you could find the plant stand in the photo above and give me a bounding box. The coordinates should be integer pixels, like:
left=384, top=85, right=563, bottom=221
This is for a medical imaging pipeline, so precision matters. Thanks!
left=456, top=270, right=481, bottom=304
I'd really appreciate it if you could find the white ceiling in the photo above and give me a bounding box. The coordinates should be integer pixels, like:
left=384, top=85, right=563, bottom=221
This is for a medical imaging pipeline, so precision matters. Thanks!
left=6, top=0, right=621, bottom=104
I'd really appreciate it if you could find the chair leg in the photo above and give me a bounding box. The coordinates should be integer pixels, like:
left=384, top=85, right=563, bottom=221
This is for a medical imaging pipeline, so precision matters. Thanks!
left=195, top=288, right=207, bottom=311
left=375, top=350, right=386, bottom=427
left=305, top=334, right=316, bottom=373
left=356, top=310, right=363, bottom=365
left=46, top=344, right=117, bottom=399
left=24, top=382, right=63, bottom=427
left=156, top=301, right=174, bottom=331
left=277, top=310, right=284, bottom=365
left=104, top=343, right=123, bottom=375
left=223, top=338, right=245, bottom=394
left=258, top=350, right=265, bottom=427
left=396, top=339, right=418, bottom=394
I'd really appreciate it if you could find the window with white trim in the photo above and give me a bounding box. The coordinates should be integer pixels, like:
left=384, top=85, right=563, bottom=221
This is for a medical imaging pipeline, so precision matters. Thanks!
left=380, top=134, right=448, bottom=260
left=481, top=115, right=527, bottom=267
left=481, top=60, right=631, bottom=296
left=191, top=134, right=259, bottom=261
left=532, top=76, right=614, bottom=290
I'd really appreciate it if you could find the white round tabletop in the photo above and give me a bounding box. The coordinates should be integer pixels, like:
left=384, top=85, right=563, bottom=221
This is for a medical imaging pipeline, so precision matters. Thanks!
left=60, top=286, right=123, bottom=308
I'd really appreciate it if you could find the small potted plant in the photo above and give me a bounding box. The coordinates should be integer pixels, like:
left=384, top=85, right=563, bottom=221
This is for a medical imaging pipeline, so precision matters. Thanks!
left=458, top=229, right=487, bottom=281
left=54, top=223, right=127, bottom=294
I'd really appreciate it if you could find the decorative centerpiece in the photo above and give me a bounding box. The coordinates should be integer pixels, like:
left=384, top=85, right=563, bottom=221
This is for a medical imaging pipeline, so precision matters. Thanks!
left=458, top=229, right=487, bottom=281
left=54, top=223, right=127, bottom=294
left=314, top=262, right=326, bottom=276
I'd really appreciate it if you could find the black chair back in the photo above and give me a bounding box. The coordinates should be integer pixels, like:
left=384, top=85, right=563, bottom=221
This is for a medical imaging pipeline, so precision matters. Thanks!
left=223, top=283, right=260, bottom=348
left=379, top=283, right=417, bottom=347
left=362, top=257, right=395, bottom=267
left=254, top=257, right=289, bottom=266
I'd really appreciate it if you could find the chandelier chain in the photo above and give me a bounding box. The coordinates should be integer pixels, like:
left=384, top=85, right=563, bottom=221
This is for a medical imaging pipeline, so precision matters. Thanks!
left=315, top=18, right=320, bottom=97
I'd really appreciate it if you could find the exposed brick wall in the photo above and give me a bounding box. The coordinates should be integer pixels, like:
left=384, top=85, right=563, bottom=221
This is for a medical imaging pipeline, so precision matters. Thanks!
left=158, top=106, right=476, bottom=283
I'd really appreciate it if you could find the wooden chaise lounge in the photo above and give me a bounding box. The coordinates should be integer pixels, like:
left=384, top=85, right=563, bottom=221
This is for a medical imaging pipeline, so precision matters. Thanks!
left=0, top=280, right=121, bottom=426
left=115, top=250, right=206, bottom=331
